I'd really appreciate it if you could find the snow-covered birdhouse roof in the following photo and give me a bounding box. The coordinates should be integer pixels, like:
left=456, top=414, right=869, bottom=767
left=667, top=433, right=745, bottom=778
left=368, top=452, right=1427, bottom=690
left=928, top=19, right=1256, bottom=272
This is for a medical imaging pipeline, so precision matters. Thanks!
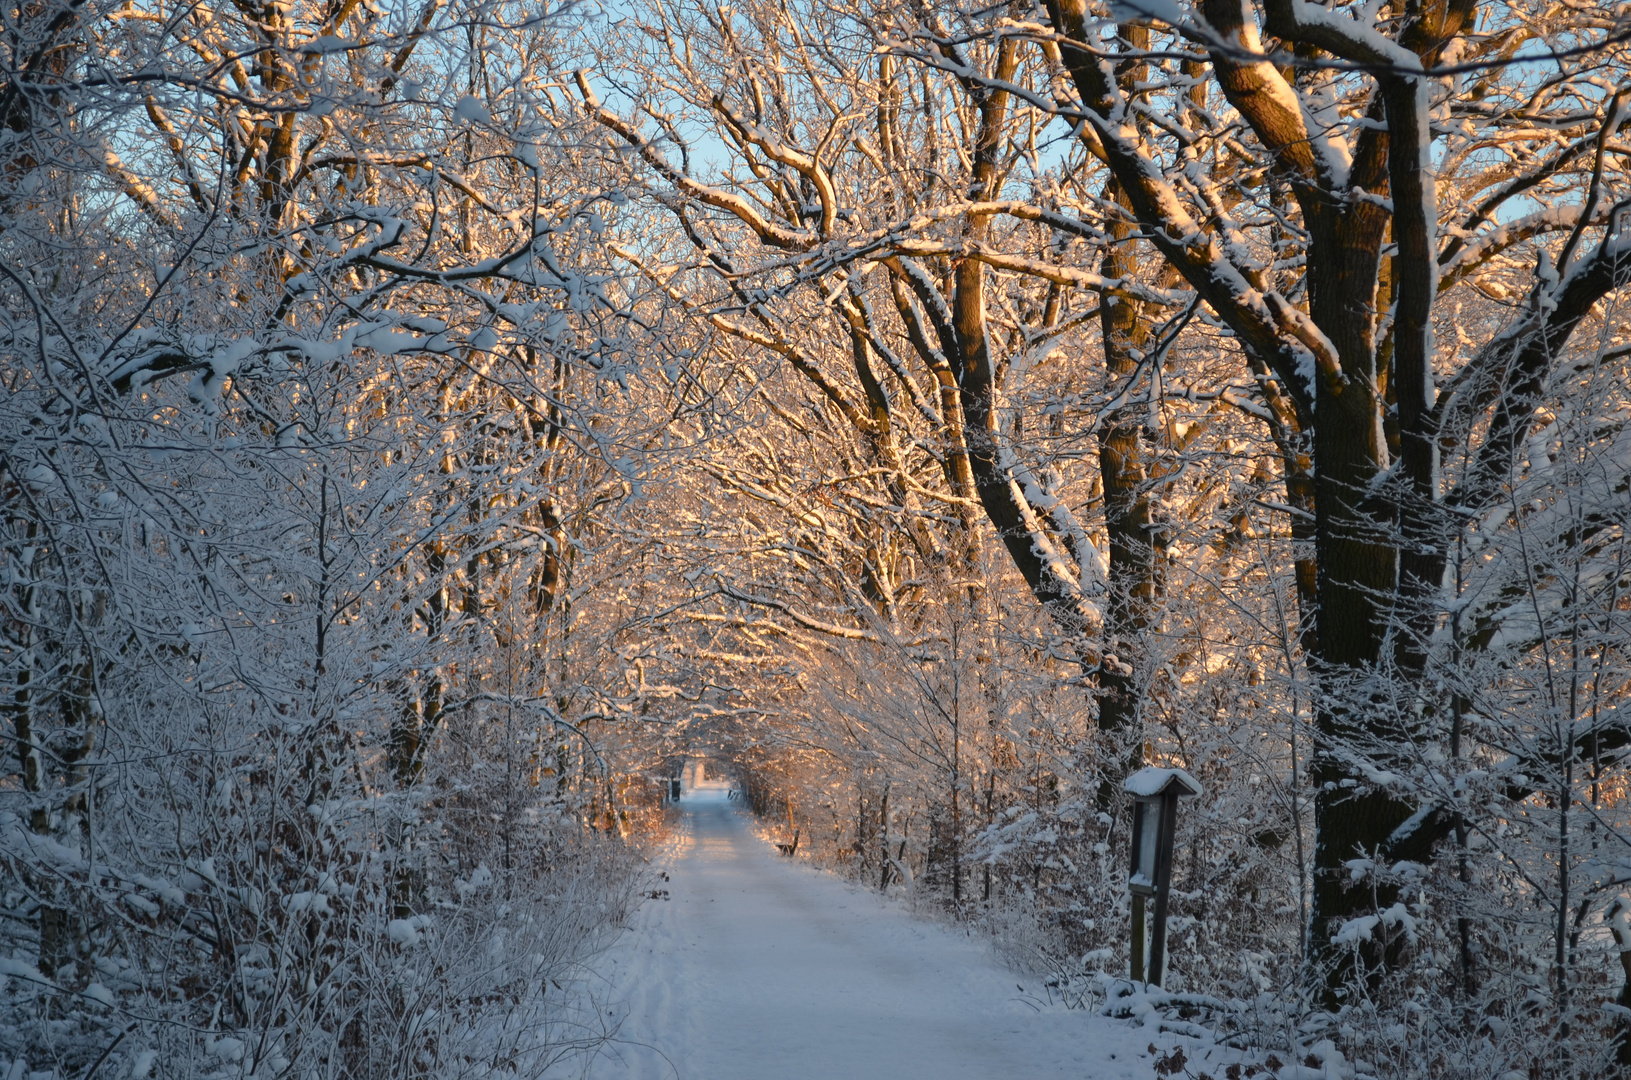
left=1123, top=766, right=1203, bottom=800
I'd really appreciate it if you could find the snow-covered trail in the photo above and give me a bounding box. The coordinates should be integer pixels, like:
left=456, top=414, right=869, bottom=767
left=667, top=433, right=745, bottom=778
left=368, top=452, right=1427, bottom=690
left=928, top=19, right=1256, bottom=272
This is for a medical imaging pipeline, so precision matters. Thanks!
left=585, top=783, right=1152, bottom=1080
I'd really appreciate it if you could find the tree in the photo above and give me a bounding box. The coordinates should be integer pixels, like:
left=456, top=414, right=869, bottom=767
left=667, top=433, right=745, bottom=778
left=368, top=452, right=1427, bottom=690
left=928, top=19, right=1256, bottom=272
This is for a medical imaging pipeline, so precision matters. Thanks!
left=0, top=0, right=677, bottom=1072
left=877, top=0, right=1631, bottom=993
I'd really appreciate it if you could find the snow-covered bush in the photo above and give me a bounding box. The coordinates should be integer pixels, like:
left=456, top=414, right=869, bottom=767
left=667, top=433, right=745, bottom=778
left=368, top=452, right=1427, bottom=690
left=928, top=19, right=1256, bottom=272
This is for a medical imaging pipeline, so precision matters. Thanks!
left=0, top=0, right=688, bottom=1072
left=0, top=325, right=670, bottom=1077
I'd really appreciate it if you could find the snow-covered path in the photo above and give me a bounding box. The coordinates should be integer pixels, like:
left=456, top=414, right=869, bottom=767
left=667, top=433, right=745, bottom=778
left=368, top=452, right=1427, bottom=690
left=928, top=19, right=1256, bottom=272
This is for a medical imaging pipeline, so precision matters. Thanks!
left=586, top=783, right=1152, bottom=1080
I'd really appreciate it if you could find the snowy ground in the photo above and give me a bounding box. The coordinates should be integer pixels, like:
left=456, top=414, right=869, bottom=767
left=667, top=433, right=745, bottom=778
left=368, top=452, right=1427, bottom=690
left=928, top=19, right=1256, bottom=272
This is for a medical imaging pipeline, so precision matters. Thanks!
left=584, top=781, right=1161, bottom=1079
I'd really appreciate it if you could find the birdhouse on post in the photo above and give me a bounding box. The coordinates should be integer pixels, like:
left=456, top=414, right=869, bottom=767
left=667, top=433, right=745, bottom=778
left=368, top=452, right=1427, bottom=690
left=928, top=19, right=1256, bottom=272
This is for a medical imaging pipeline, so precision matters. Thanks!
left=1124, top=766, right=1202, bottom=986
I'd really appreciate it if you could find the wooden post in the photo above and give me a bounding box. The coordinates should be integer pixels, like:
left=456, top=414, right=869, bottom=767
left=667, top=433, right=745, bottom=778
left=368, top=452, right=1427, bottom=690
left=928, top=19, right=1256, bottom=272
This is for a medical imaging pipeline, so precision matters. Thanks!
left=1130, top=893, right=1147, bottom=983
left=1147, top=788, right=1180, bottom=985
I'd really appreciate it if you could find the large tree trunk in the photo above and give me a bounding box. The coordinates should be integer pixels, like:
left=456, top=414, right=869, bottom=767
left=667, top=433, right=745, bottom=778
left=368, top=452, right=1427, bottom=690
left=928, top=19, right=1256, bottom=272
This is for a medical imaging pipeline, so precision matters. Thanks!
left=1094, top=178, right=1161, bottom=801
left=1042, top=0, right=1435, bottom=993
